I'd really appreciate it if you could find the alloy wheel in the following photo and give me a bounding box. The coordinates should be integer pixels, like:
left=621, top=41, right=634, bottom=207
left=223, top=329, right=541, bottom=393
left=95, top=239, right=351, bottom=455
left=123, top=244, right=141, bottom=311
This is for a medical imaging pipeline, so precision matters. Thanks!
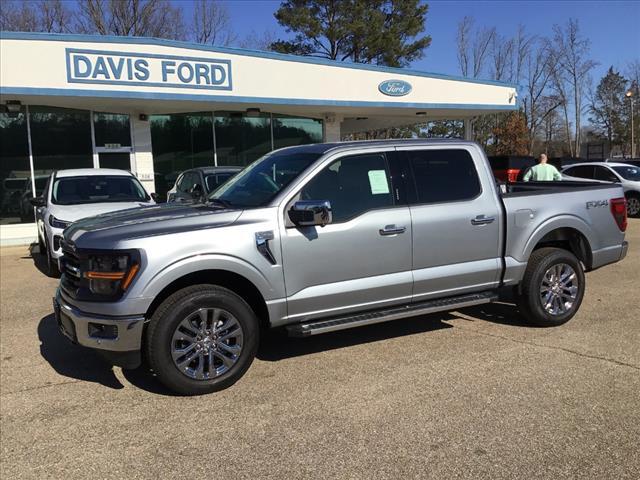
left=171, top=308, right=244, bottom=380
left=539, top=263, right=579, bottom=316
left=627, top=197, right=640, bottom=217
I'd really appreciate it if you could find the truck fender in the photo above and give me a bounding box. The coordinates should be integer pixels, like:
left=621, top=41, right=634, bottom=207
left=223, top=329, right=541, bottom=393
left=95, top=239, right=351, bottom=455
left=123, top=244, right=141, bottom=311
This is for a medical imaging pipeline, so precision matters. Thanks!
left=139, top=253, right=278, bottom=303
left=520, top=215, right=596, bottom=266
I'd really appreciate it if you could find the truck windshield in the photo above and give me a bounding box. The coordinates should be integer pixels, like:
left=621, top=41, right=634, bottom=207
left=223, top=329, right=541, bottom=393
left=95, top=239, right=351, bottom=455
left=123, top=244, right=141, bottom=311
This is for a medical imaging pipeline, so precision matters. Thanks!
left=612, top=166, right=640, bottom=181
left=52, top=175, right=149, bottom=205
left=209, top=151, right=321, bottom=208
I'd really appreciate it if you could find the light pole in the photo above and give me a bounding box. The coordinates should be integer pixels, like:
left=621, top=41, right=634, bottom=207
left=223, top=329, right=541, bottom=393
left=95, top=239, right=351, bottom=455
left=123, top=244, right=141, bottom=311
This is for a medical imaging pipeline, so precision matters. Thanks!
left=627, top=87, right=635, bottom=158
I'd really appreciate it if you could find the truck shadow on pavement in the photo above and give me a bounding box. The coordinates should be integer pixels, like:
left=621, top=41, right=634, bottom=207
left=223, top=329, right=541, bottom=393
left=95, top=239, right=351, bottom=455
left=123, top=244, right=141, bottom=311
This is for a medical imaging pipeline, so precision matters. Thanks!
left=38, top=302, right=528, bottom=396
left=38, top=314, right=126, bottom=390
left=256, top=301, right=528, bottom=362
left=25, top=244, right=59, bottom=278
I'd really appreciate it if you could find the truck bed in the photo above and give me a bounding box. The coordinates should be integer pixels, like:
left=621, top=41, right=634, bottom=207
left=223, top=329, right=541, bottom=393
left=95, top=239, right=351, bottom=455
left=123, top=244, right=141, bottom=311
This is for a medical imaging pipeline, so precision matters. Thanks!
left=498, top=179, right=626, bottom=283
left=501, top=180, right=616, bottom=197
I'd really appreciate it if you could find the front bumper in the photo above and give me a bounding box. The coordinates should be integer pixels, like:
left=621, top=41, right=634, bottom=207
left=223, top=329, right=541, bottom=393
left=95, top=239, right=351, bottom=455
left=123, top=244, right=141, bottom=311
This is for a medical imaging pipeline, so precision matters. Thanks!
left=54, top=289, right=145, bottom=354
left=46, top=226, right=65, bottom=263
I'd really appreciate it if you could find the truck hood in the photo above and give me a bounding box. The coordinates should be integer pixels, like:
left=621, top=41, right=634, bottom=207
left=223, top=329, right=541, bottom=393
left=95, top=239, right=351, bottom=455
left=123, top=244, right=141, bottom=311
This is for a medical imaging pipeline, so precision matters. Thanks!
left=64, top=202, right=242, bottom=247
left=51, top=201, right=153, bottom=223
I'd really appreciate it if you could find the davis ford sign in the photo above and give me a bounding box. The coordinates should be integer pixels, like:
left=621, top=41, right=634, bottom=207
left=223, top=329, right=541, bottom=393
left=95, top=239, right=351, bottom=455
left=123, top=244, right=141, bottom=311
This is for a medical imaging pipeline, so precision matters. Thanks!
left=378, top=79, right=412, bottom=97
left=65, top=48, right=232, bottom=90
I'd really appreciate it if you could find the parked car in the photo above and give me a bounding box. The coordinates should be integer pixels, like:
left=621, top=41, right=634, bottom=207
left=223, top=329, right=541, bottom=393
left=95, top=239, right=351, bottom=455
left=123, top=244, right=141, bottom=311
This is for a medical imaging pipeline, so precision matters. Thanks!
left=167, top=166, right=242, bottom=203
left=488, top=155, right=535, bottom=183
left=55, top=140, right=628, bottom=395
left=561, top=162, right=640, bottom=217
left=31, top=168, right=155, bottom=275
left=19, top=175, right=49, bottom=222
left=548, top=157, right=587, bottom=170
left=0, top=177, right=28, bottom=215
left=606, top=158, right=640, bottom=168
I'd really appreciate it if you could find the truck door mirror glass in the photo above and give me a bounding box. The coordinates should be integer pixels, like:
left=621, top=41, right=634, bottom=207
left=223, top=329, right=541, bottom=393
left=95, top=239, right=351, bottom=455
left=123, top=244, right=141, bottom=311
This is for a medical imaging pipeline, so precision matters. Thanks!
left=288, top=200, right=332, bottom=227
left=29, top=196, right=45, bottom=208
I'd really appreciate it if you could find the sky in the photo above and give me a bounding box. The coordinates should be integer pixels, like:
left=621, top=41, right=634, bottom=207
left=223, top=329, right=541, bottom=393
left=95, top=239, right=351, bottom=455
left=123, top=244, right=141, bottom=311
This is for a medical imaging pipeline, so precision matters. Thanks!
left=201, top=0, right=640, bottom=85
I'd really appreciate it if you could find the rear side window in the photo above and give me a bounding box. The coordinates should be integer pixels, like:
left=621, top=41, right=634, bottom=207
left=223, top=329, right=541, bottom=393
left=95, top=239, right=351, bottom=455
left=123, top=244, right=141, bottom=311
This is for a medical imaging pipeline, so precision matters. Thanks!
left=299, top=153, right=394, bottom=223
left=564, top=166, right=594, bottom=179
left=407, top=149, right=481, bottom=204
left=593, top=166, right=618, bottom=182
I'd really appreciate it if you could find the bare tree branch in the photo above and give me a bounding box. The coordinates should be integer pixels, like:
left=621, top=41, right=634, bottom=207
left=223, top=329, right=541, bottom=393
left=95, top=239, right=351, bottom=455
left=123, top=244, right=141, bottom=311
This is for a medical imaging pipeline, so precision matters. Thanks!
left=456, top=16, right=472, bottom=77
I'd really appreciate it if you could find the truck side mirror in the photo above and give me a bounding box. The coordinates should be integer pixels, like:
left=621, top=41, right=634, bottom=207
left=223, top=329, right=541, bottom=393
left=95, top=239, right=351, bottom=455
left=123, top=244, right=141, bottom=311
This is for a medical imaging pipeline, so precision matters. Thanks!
left=29, top=196, right=45, bottom=208
left=288, top=200, right=332, bottom=227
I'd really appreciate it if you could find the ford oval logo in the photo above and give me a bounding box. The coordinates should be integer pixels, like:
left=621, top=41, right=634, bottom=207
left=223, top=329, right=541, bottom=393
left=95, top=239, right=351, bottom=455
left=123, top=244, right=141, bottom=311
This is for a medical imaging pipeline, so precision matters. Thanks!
left=378, top=79, right=412, bottom=96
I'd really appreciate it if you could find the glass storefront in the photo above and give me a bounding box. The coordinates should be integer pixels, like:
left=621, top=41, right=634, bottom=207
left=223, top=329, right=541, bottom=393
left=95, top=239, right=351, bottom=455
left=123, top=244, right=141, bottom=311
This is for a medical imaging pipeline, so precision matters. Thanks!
left=94, top=113, right=131, bottom=148
left=150, top=112, right=214, bottom=199
left=272, top=115, right=323, bottom=149
left=29, top=106, right=94, bottom=176
left=0, top=108, right=31, bottom=224
left=150, top=112, right=322, bottom=195
left=214, top=113, right=272, bottom=166
left=0, top=105, right=136, bottom=224
left=0, top=104, right=323, bottom=223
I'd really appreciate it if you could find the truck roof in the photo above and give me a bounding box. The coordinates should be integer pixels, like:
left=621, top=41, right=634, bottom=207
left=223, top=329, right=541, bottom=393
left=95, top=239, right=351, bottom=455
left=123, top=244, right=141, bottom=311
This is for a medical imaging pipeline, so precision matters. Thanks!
left=55, top=168, right=134, bottom=178
left=275, top=138, right=474, bottom=155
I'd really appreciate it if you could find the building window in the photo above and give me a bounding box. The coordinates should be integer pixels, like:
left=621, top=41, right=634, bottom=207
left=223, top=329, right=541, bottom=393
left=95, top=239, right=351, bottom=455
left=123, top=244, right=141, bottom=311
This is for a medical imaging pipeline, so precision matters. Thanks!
left=94, top=112, right=131, bottom=148
left=150, top=113, right=214, bottom=199
left=0, top=107, right=32, bottom=224
left=214, top=112, right=271, bottom=167
left=273, top=115, right=323, bottom=149
left=29, top=106, right=93, bottom=176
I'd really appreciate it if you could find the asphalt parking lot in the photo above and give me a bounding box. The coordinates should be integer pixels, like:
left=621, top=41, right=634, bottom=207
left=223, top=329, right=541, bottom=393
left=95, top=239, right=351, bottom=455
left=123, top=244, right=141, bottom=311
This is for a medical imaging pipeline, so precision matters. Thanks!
left=1, top=222, right=639, bottom=479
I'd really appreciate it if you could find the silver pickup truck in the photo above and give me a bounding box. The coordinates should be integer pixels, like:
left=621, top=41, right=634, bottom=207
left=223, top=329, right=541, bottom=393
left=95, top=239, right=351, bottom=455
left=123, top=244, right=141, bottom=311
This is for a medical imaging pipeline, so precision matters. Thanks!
left=55, top=140, right=629, bottom=395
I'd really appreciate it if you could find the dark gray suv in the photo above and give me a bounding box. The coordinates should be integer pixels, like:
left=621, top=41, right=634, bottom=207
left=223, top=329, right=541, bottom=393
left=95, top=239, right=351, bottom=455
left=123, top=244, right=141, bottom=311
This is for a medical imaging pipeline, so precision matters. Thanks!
left=167, top=166, right=242, bottom=203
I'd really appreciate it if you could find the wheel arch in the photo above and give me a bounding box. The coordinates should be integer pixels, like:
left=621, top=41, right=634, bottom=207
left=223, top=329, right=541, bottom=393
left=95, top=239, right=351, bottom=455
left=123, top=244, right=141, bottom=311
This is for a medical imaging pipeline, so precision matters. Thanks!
left=145, top=269, right=270, bottom=330
left=530, top=226, right=593, bottom=271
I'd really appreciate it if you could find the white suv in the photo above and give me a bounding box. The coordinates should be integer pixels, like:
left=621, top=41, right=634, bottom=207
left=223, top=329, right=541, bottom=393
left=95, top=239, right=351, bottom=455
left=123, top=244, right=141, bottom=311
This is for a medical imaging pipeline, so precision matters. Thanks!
left=32, top=169, right=155, bottom=275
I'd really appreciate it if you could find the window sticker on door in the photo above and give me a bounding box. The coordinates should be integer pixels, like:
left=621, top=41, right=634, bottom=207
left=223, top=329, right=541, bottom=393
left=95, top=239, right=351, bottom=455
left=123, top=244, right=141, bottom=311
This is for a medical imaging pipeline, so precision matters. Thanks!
left=368, top=170, right=390, bottom=194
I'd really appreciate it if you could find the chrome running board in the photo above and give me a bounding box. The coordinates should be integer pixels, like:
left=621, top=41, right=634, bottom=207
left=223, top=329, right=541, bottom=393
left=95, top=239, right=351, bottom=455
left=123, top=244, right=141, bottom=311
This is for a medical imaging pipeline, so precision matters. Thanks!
left=286, top=291, right=498, bottom=337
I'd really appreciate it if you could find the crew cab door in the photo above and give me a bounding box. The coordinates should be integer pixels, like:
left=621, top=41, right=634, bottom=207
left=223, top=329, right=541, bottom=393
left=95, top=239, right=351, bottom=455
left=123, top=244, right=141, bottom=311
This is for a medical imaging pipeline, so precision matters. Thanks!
left=280, top=150, right=413, bottom=322
left=397, top=146, right=502, bottom=301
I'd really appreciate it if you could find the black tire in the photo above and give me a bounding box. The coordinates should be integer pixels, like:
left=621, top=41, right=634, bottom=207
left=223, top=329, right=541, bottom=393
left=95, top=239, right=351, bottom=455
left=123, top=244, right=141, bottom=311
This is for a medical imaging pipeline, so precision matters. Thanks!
left=516, top=247, right=585, bottom=327
left=145, top=284, right=259, bottom=395
left=44, top=236, right=60, bottom=278
left=38, top=234, right=46, bottom=256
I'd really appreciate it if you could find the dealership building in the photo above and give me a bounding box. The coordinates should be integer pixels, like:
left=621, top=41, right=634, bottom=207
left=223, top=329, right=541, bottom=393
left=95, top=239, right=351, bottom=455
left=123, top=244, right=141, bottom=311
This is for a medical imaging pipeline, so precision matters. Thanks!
left=0, top=32, right=517, bottom=245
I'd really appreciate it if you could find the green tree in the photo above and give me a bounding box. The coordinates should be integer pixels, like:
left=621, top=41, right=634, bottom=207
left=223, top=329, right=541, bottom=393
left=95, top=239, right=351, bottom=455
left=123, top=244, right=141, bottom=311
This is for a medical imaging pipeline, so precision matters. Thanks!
left=270, top=0, right=431, bottom=67
left=588, top=67, right=628, bottom=151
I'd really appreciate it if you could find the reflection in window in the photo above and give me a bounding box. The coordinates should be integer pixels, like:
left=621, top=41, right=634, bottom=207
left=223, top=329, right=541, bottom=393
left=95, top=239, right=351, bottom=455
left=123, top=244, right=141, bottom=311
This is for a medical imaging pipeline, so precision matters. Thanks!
left=273, top=115, right=323, bottom=150
left=300, top=154, right=393, bottom=223
left=0, top=108, right=32, bottom=224
left=214, top=113, right=271, bottom=167
left=98, top=152, right=131, bottom=171
left=29, top=106, right=93, bottom=176
left=94, top=113, right=131, bottom=147
left=150, top=113, right=214, bottom=200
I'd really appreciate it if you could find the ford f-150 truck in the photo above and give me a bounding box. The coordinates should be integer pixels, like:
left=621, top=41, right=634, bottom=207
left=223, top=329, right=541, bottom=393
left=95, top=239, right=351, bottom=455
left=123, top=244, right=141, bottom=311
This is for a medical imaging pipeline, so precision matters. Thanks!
left=55, top=140, right=629, bottom=395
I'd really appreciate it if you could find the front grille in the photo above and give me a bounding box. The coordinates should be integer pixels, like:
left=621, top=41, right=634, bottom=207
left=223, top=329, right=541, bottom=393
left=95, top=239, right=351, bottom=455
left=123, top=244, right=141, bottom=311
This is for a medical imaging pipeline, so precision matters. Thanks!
left=60, top=243, right=82, bottom=294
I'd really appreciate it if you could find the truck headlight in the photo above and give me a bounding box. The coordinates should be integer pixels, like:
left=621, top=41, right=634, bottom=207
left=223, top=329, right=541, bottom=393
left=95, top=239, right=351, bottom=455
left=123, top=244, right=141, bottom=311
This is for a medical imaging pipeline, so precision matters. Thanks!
left=49, top=215, right=71, bottom=229
left=84, top=252, right=140, bottom=296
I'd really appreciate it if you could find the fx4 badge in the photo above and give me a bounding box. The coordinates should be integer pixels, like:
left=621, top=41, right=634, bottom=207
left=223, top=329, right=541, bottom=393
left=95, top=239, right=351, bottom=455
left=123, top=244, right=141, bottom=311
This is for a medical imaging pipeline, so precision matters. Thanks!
left=586, top=200, right=608, bottom=209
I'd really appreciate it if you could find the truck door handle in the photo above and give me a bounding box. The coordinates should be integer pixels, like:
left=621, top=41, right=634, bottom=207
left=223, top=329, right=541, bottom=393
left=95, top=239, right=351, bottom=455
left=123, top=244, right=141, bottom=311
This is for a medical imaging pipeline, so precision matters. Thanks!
left=471, top=215, right=495, bottom=226
left=379, top=225, right=406, bottom=236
